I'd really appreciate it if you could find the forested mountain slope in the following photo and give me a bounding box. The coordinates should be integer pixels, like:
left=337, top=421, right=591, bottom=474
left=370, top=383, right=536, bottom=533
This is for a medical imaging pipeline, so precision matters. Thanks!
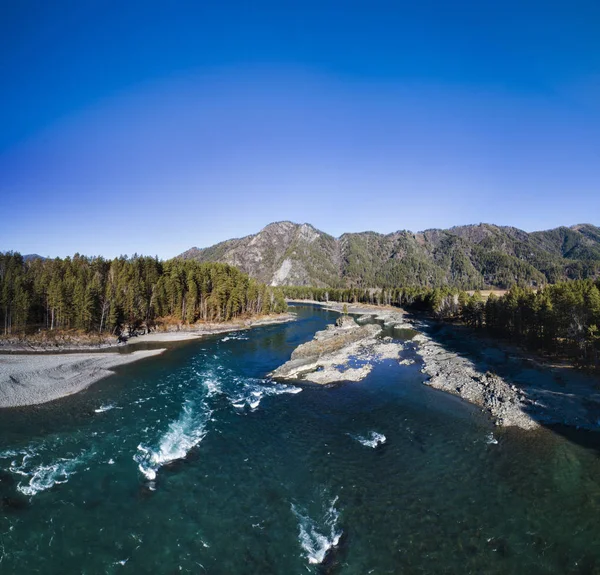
left=180, top=222, right=600, bottom=289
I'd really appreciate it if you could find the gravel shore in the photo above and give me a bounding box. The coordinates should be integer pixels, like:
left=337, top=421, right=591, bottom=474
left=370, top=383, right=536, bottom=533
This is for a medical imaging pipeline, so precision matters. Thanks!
left=0, top=349, right=165, bottom=408
left=0, top=313, right=296, bottom=408
left=413, top=331, right=539, bottom=429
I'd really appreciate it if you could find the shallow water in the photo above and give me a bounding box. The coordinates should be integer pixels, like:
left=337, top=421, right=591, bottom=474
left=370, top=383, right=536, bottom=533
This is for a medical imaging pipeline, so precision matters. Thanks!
left=1, top=305, right=600, bottom=574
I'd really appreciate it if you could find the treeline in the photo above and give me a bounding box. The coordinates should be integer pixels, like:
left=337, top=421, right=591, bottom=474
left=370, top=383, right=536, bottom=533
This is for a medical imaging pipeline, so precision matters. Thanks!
left=0, top=253, right=286, bottom=335
left=282, top=285, right=423, bottom=306
left=282, top=281, right=600, bottom=370
left=414, top=282, right=600, bottom=369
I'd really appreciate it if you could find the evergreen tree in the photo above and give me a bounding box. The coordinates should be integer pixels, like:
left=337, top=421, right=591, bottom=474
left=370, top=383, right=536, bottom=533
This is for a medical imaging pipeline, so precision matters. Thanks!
left=0, top=252, right=286, bottom=338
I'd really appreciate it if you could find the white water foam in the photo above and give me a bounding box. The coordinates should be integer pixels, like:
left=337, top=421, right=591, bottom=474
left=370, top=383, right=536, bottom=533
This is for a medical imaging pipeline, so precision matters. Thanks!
left=229, top=379, right=301, bottom=412
left=292, top=496, right=342, bottom=565
left=191, top=366, right=224, bottom=399
left=94, top=404, right=117, bottom=413
left=350, top=431, right=387, bottom=448
left=0, top=448, right=27, bottom=460
left=10, top=451, right=88, bottom=496
left=134, top=400, right=212, bottom=481
left=486, top=432, right=499, bottom=445
left=202, top=377, right=223, bottom=398
left=221, top=333, right=249, bottom=342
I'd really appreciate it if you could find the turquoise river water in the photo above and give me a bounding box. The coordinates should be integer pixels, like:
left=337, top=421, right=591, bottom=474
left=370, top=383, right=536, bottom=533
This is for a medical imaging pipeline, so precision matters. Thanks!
left=1, top=305, right=600, bottom=574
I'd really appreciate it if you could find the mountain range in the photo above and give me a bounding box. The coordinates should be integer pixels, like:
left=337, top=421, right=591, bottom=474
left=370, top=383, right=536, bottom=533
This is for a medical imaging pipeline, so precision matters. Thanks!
left=179, top=222, right=600, bottom=289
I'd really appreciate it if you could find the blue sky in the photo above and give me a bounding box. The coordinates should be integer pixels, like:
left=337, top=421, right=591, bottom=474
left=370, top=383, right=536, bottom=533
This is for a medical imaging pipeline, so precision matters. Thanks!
left=1, top=0, right=599, bottom=258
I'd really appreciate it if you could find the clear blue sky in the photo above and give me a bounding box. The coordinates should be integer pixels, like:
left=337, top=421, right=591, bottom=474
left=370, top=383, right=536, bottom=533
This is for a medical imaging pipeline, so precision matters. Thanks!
left=1, top=0, right=599, bottom=258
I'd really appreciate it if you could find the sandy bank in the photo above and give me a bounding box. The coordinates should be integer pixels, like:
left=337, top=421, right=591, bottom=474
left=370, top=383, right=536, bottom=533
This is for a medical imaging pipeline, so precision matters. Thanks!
left=0, top=349, right=165, bottom=408
left=0, top=313, right=296, bottom=408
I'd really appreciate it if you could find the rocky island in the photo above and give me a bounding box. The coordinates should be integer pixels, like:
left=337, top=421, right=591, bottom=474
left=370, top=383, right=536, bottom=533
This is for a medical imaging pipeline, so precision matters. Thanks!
left=271, top=314, right=400, bottom=384
left=276, top=302, right=542, bottom=430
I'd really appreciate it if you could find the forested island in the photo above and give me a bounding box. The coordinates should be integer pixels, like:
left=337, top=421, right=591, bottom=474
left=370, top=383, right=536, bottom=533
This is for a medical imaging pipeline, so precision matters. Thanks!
left=0, top=252, right=287, bottom=338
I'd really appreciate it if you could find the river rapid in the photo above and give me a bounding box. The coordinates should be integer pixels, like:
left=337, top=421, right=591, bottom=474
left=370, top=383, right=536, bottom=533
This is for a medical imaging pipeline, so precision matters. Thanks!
left=1, top=304, right=600, bottom=574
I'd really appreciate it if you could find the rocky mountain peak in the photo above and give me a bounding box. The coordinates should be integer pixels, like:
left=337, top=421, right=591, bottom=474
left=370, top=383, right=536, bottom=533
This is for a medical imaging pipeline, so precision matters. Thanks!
left=179, top=222, right=600, bottom=289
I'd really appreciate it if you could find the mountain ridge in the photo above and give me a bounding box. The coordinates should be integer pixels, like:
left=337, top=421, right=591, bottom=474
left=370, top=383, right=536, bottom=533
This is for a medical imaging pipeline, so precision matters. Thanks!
left=179, top=222, right=600, bottom=289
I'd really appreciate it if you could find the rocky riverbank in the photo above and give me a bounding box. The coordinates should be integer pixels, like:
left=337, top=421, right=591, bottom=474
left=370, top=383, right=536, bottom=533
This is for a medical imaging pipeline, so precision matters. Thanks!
left=285, top=301, right=540, bottom=429
left=413, top=331, right=539, bottom=430
left=289, top=300, right=600, bottom=431
left=412, top=318, right=600, bottom=431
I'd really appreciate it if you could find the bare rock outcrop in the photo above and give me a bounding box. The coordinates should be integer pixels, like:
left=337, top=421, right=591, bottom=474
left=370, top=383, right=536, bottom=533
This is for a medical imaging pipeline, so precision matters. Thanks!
left=414, top=333, right=538, bottom=430
left=271, top=317, right=384, bottom=383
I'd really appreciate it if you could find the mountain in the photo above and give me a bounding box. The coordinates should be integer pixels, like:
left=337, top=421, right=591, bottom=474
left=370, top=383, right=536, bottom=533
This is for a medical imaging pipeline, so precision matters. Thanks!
left=180, top=222, right=341, bottom=287
left=179, top=222, right=600, bottom=289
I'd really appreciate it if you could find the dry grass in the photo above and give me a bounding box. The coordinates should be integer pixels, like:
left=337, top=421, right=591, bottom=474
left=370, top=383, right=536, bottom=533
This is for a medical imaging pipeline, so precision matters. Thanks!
left=466, top=288, right=541, bottom=299
left=466, top=290, right=509, bottom=299
left=0, top=328, right=113, bottom=347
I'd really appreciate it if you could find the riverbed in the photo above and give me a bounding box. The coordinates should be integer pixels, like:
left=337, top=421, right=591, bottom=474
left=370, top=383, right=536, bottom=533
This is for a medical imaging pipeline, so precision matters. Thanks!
left=0, top=304, right=599, bottom=574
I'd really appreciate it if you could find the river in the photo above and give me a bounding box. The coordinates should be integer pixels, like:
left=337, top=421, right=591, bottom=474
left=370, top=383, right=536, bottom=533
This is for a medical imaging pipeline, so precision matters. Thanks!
left=1, top=304, right=599, bottom=574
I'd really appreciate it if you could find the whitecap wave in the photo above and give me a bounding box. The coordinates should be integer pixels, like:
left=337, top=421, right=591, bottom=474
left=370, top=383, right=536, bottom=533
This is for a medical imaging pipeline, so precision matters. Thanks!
left=221, top=333, right=249, bottom=342
left=350, top=431, right=387, bottom=448
left=292, top=496, right=342, bottom=565
left=202, top=377, right=223, bottom=398
left=0, top=448, right=27, bottom=460
left=229, top=380, right=301, bottom=412
left=134, top=400, right=212, bottom=481
left=486, top=432, right=499, bottom=445
left=94, top=404, right=116, bottom=413
left=10, top=451, right=88, bottom=496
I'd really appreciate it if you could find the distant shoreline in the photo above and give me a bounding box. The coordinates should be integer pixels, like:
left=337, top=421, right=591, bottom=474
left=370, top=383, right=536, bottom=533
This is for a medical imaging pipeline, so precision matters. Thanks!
left=0, top=312, right=296, bottom=354
left=286, top=299, right=402, bottom=317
